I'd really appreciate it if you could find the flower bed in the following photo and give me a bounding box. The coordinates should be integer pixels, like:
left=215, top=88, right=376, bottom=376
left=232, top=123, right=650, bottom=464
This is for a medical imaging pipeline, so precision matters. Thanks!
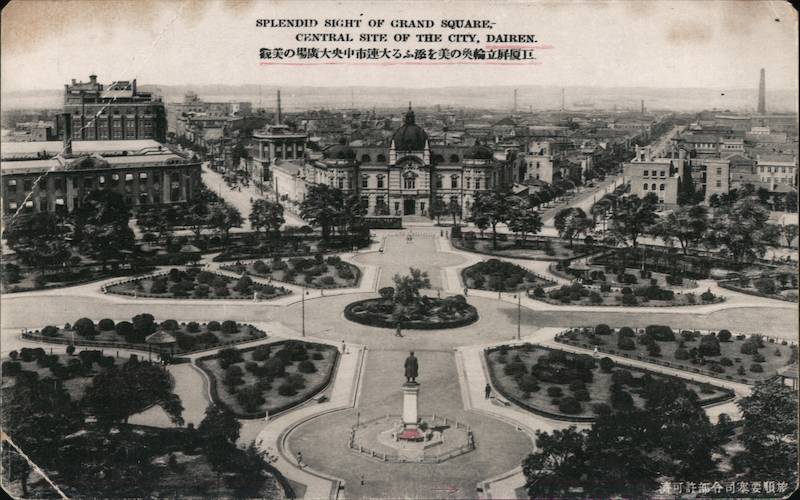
left=461, top=259, right=555, bottom=292
left=528, top=282, right=723, bottom=307
left=550, top=260, right=699, bottom=289
left=20, top=316, right=266, bottom=355
left=195, top=340, right=338, bottom=418
left=220, top=254, right=361, bottom=289
left=105, top=267, right=290, bottom=300
left=555, top=325, right=798, bottom=384
left=344, top=295, right=479, bottom=330
left=485, top=343, right=735, bottom=421
left=451, top=233, right=599, bottom=261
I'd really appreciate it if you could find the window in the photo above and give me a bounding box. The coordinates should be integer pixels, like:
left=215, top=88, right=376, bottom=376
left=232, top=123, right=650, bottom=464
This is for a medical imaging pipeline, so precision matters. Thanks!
left=360, top=196, right=369, bottom=209
left=112, top=174, right=120, bottom=181
left=643, top=183, right=648, bottom=190
left=716, top=167, right=722, bottom=176
left=716, top=180, right=722, bottom=188
left=451, top=175, right=458, bottom=189
left=23, top=180, right=33, bottom=191
left=361, top=175, right=369, bottom=188
left=449, top=154, right=460, bottom=163
left=338, top=177, right=345, bottom=189
left=660, top=170, right=666, bottom=177
left=659, top=184, right=665, bottom=191
left=377, top=154, right=386, bottom=163
left=139, top=172, right=148, bottom=180
left=436, top=176, right=443, bottom=189
left=466, top=177, right=471, bottom=189
left=8, top=202, right=18, bottom=210
left=651, top=183, right=657, bottom=191
left=475, top=178, right=481, bottom=190
left=361, top=154, right=371, bottom=163
left=125, top=173, right=134, bottom=182
left=643, top=170, right=649, bottom=177
left=99, top=176, right=105, bottom=184
left=377, top=175, right=384, bottom=188
left=403, top=176, right=416, bottom=189
left=54, top=177, right=65, bottom=191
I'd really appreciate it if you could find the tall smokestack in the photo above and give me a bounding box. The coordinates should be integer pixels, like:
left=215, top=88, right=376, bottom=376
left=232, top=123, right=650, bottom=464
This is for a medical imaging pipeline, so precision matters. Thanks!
left=61, top=113, right=72, bottom=156
left=513, top=89, right=517, bottom=113
left=641, top=99, right=645, bottom=114
left=561, top=88, right=565, bottom=111
left=757, top=68, right=766, bottom=114
left=276, top=90, right=282, bottom=125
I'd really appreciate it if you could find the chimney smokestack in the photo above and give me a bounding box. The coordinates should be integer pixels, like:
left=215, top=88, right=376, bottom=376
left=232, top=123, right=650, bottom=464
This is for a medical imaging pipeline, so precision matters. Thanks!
left=276, top=90, right=282, bottom=125
left=757, top=68, right=766, bottom=114
left=62, top=113, right=72, bottom=155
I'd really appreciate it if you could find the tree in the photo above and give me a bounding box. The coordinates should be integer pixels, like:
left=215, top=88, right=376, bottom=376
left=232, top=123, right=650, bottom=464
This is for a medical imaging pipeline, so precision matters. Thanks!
left=508, top=197, right=543, bottom=244
left=523, top=427, right=588, bottom=498
left=187, top=201, right=211, bottom=242
left=553, top=207, right=592, bottom=248
left=430, top=198, right=446, bottom=224
left=209, top=205, right=243, bottom=245
left=0, top=443, right=31, bottom=496
left=609, top=193, right=658, bottom=248
left=392, top=268, right=431, bottom=305
left=83, top=362, right=172, bottom=425
left=198, top=404, right=242, bottom=486
left=4, top=212, right=73, bottom=274
left=780, top=224, right=798, bottom=247
left=73, top=190, right=135, bottom=268
left=447, top=197, right=462, bottom=225
left=160, top=393, right=185, bottom=427
left=710, top=196, right=777, bottom=262
left=677, top=165, right=703, bottom=205
left=652, top=205, right=709, bottom=255
left=469, top=190, right=511, bottom=249
left=300, top=184, right=344, bottom=240
left=249, top=199, right=285, bottom=240
left=736, top=382, right=797, bottom=485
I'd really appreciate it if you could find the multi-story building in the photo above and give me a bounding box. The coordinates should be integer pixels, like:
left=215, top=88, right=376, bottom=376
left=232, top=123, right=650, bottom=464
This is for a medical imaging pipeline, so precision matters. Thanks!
left=269, top=106, right=508, bottom=218
left=55, top=75, right=167, bottom=142
left=623, top=146, right=685, bottom=205
left=755, top=153, right=798, bottom=191
left=167, top=92, right=253, bottom=133
left=251, top=125, right=309, bottom=186
left=1, top=134, right=200, bottom=215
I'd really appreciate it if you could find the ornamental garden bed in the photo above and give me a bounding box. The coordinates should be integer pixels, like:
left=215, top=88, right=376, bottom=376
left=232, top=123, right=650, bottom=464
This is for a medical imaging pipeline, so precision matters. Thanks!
left=550, top=261, right=699, bottom=289
left=528, top=282, right=721, bottom=307
left=555, top=325, right=797, bottom=383
left=461, top=259, right=555, bottom=292
left=21, top=315, right=265, bottom=354
left=196, top=340, right=338, bottom=418
left=718, top=272, right=798, bottom=302
left=1, top=260, right=155, bottom=294
left=344, top=295, right=479, bottom=330
left=451, top=233, right=598, bottom=261
left=105, top=267, right=290, bottom=300
left=220, top=254, right=360, bottom=289
left=485, top=344, right=733, bottom=421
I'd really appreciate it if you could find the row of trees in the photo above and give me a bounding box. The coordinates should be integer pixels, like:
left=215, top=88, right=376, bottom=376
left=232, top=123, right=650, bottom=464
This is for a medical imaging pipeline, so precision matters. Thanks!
left=299, top=184, right=366, bottom=240
left=468, top=191, right=543, bottom=249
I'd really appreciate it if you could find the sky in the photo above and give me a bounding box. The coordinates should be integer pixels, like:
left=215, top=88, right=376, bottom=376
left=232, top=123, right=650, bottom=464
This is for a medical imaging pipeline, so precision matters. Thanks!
left=1, top=0, right=798, bottom=93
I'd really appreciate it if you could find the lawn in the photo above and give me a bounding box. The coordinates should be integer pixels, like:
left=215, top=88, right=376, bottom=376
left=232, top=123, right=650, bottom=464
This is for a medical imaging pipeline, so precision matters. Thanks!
left=557, top=326, right=797, bottom=383
left=24, top=318, right=265, bottom=354
left=1, top=259, right=153, bottom=294
left=486, top=344, right=732, bottom=419
left=718, top=273, right=798, bottom=302
left=105, top=267, right=290, bottom=300
left=196, top=340, right=338, bottom=417
left=220, top=254, right=360, bottom=289
left=555, top=263, right=699, bottom=290
left=462, top=259, right=554, bottom=292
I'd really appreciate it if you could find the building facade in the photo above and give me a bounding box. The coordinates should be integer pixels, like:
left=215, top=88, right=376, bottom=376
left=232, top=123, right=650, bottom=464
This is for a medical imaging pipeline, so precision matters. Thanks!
left=55, top=75, right=167, bottom=143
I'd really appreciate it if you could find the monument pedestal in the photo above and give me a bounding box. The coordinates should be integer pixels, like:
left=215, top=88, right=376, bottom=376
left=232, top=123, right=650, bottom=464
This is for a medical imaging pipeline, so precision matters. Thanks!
left=402, top=382, right=419, bottom=427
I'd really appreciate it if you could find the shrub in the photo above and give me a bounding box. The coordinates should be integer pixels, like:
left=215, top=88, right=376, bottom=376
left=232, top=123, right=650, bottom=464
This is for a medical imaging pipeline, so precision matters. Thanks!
left=619, top=327, right=635, bottom=337
left=573, top=389, right=591, bottom=402
left=278, top=382, right=297, bottom=396
left=610, top=388, right=634, bottom=411
left=568, top=380, right=586, bottom=392
left=666, top=274, right=683, bottom=286
left=66, top=345, right=76, bottom=355
left=41, top=325, right=60, bottom=337
left=264, top=357, right=285, bottom=377
left=699, top=335, right=721, bottom=357
left=717, top=329, right=732, bottom=342
left=589, top=292, right=603, bottom=304
left=599, top=357, right=614, bottom=372
left=546, top=386, right=563, bottom=397
left=2, top=361, right=22, bottom=377
left=98, top=319, right=115, bottom=331
left=752, top=353, right=766, bottom=363
left=617, top=337, right=635, bottom=350
left=647, top=343, right=662, bottom=357
left=74, top=318, right=96, bottom=337
left=700, top=290, right=716, bottom=302
left=754, top=277, right=777, bottom=295
left=595, top=324, right=612, bottom=336
left=186, top=321, right=201, bottom=333
left=600, top=283, right=612, bottom=293
left=621, top=294, right=637, bottom=306
left=208, top=321, right=221, bottom=332
left=749, top=363, right=764, bottom=373
left=738, top=366, right=746, bottom=375
left=221, top=320, right=239, bottom=334
left=645, top=325, right=675, bottom=341
left=720, top=357, right=733, bottom=366
left=612, top=369, right=634, bottom=386
left=252, top=345, right=271, bottom=362
left=740, top=341, right=759, bottom=355
left=558, top=397, right=582, bottom=414
left=253, top=260, right=269, bottom=274
left=620, top=287, right=633, bottom=295
left=592, top=403, right=611, bottom=415
left=709, top=363, right=725, bottom=374
left=161, top=319, right=179, bottom=331
left=312, top=352, right=324, bottom=360
left=504, top=361, right=527, bottom=378
left=298, top=360, right=317, bottom=373
left=518, top=375, right=539, bottom=393
left=115, top=321, right=134, bottom=337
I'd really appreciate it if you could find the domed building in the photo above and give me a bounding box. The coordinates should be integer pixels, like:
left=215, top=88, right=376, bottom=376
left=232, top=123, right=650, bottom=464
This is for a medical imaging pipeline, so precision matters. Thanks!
left=270, top=104, right=512, bottom=220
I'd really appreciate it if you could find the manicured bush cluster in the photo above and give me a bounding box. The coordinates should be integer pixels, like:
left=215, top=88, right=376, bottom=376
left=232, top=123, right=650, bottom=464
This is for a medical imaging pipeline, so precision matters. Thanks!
left=548, top=283, right=590, bottom=304
left=464, top=259, right=546, bottom=291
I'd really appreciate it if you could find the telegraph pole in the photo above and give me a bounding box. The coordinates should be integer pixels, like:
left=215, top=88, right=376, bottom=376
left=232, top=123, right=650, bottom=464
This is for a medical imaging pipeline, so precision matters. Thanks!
left=301, top=285, right=306, bottom=337
left=517, top=292, right=522, bottom=340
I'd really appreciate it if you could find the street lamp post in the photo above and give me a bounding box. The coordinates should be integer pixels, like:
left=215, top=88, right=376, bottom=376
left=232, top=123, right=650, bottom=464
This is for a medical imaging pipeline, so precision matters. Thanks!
left=516, top=292, right=522, bottom=340
left=301, top=284, right=305, bottom=337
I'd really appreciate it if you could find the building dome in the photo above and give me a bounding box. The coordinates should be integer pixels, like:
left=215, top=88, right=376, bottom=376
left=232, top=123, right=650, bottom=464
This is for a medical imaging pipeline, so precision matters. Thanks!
left=391, top=104, right=428, bottom=151
left=323, top=138, right=356, bottom=160
left=464, top=142, right=493, bottom=160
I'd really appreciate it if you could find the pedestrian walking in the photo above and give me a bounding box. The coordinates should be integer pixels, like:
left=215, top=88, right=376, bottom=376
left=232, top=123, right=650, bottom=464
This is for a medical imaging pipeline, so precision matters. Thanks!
left=360, top=474, right=365, bottom=486
left=297, top=451, right=303, bottom=467
left=341, top=340, right=347, bottom=354
left=464, top=286, right=468, bottom=296
left=395, top=325, right=403, bottom=337
left=485, top=383, right=492, bottom=399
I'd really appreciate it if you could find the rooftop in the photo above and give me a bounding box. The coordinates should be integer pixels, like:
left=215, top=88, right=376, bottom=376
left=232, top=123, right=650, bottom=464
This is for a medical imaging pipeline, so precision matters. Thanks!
left=1, top=139, right=167, bottom=160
